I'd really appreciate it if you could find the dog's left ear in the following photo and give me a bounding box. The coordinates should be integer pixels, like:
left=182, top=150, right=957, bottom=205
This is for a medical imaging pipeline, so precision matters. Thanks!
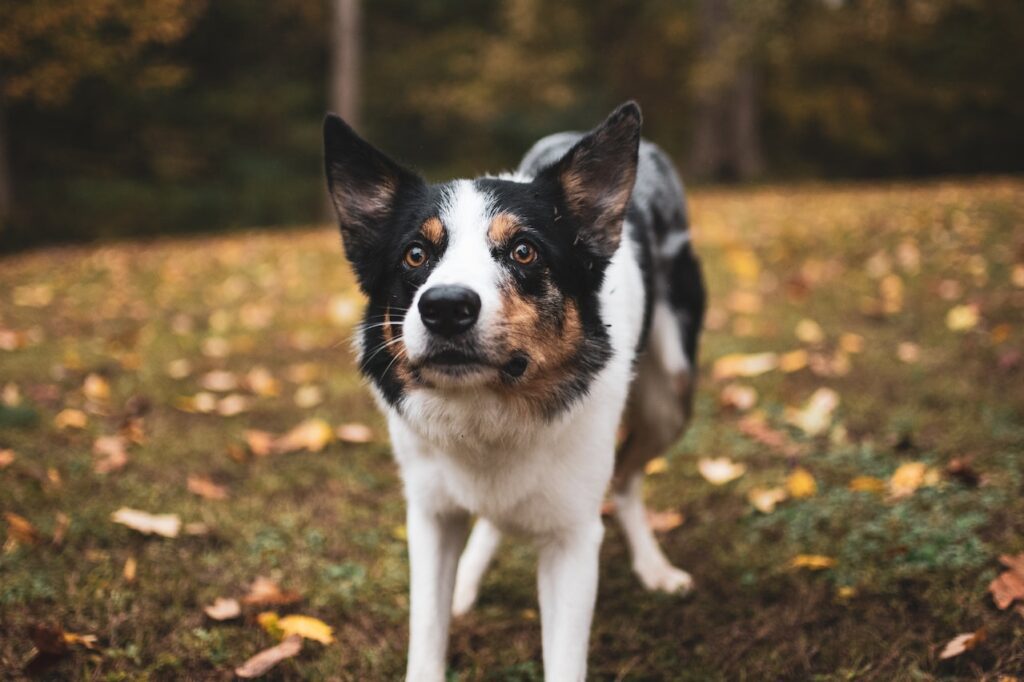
left=545, top=101, right=642, bottom=259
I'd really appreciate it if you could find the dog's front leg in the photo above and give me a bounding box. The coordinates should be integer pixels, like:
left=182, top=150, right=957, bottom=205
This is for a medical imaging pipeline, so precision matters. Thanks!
left=405, top=503, right=469, bottom=682
left=537, top=519, right=604, bottom=682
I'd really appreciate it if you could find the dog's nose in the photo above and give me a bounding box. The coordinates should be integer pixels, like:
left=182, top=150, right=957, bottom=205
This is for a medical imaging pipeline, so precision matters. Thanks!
left=418, top=285, right=481, bottom=338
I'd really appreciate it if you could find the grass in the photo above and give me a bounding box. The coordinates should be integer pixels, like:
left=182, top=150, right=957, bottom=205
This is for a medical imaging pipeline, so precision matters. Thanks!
left=1, top=178, right=1023, bottom=680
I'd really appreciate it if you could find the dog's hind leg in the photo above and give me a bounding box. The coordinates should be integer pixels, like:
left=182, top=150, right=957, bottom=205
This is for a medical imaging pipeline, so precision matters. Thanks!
left=451, top=517, right=502, bottom=617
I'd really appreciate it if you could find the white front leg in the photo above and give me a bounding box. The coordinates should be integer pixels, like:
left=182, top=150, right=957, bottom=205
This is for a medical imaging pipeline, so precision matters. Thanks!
left=536, top=519, right=604, bottom=682
left=405, top=503, right=469, bottom=682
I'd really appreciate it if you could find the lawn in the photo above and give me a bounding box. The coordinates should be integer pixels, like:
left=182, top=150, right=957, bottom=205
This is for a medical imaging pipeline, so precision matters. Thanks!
left=2, top=179, right=1023, bottom=680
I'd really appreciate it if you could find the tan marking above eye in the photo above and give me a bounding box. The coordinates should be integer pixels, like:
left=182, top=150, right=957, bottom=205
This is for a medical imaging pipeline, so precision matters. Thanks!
left=420, top=217, right=444, bottom=244
left=488, top=213, right=521, bottom=244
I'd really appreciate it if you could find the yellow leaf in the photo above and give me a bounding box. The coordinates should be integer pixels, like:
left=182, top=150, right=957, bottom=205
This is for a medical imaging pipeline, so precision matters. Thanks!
left=946, top=304, right=980, bottom=331
left=888, top=462, right=930, bottom=498
left=644, top=457, right=669, bottom=475
left=274, top=418, right=334, bottom=453
left=392, top=524, right=408, bottom=541
left=786, top=468, right=817, bottom=498
left=54, top=408, right=88, bottom=430
left=785, top=388, right=840, bottom=436
left=836, top=586, right=857, bottom=600
left=789, top=554, right=836, bottom=570
left=725, top=248, right=761, bottom=283
left=258, top=611, right=282, bottom=636
left=748, top=487, right=787, bottom=514
left=779, top=349, right=809, bottom=373
left=83, top=374, right=110, bottom=402
left=795, top=319, right=825, bottom=344
left=712, top=352, right=778, bottom=380
left=849, top=476, right=886, bottom=493
left=879, top=274, right=904, bottom=314
left=277, top=615, right=335, bottom=644
left=697, top=457, right=746, bottom=485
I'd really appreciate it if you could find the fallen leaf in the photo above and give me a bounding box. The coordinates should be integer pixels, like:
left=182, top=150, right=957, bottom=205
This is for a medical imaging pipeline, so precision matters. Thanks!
left=725, top=248, right=761, bottom=283
left=849, top=476, right=887, bottom=493
left=719, top=384, right=758, bottom=412
left=273, top=418, right=334, bottom=453
left=697, top=457, right=746, bottom=485
left=200, top=370, right=237, bottom=392
left=246, top=367, right=280, bottom=397
left=276, top=615, right=335, bottom=644
left=939, top=629, right=986, bottom=660
left=789, top=554, right=837, bottom=570
left=880, top=274, right=904, bottom=314
left=242, top=577, right=302, bottom=607
left=92, top=435, right=129, bottom=474
left=204, top=597, right=241, bottom=621
left=786, top=468, right=817, bottom=498
left=888, top=462, right=939, bottom=499
left=187, top=475, right=229, bottom=500
left=4, top=512, right=40, bottom=544
left=644, top=457, right=669, bottom=475
left=110, top=508, right=181, bottom=538
left=175, top=392, right=217, bottom=414
left=1012, top=264, right=1024, bottom=288
left=0, top=448, right=15, bottom=468
left=184, top=522, right=211, bottom=536
left=946, top=304, right=980, bottom=331
left=83, top=374, right=110, bottom=402
left=778, top=349, right=809, bottom=373
left=712, top=353, right=778, bottom=380
left=1, top=382, right=19, bottom=406
left=897, top=342, right=921, bottom=364
left=216, top=394, right=251, bottom=416
left=123, top=557, right=137, bottom=582
left=839, top=333, right=864, bottom=354
left=748, top=487, right=787, bottom=513
left=737, top=412, right=804, bottom=458
left=244, top=430, right=275, bottom=457
left=52, top=512, right=69, bottom=546
left=786, top=388, right=840, bottom=436
left=54, top=408, right=88, bottom=430
left=234, top=634, right=302, bottom=678
left=166, top=358, right=192, bottom=379
left=336, top=422, right=374, bottom=443
left=795, top=319, right=825, bottom=344
left=647, top=509, right=685, bottom=532
left=989, top=553, right=1024, bottom=610
left=293, top=385, right=323, bottom=408
left=726, top=290, right=763, bottom=314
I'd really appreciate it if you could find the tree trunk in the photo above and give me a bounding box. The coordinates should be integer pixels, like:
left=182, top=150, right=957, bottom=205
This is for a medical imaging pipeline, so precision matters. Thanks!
left=731, top=64, right=763, bottom=179
left=0, top=100, right=12, bottom=226
left=329, top=0, right=361, bottom=128
left=688, top=0, right=728, bottom=181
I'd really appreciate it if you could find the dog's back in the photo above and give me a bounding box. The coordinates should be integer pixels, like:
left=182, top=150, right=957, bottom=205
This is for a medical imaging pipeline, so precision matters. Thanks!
left=520, top=131, right=707, bottom=487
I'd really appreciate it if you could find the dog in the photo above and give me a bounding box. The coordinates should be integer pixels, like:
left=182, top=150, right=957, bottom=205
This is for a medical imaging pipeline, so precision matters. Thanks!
left=323, top=101, right=706, bottom=681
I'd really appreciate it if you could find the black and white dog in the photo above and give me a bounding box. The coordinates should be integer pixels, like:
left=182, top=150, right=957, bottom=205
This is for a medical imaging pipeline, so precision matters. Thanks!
left=324, top=102, right=705, bottom=681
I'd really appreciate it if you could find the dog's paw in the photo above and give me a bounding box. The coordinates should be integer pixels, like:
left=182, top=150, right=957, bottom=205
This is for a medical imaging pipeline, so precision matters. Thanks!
left=635, top=562, right=695, bottom=595
left=451, top=582, right=478, bottom=617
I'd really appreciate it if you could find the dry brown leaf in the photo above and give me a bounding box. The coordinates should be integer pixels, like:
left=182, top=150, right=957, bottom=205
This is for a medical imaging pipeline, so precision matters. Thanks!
left=246, top=367, right=280, bottom=397
left=187, top=475, right=229, bottom=501
left=647, top=509, right=685, bottom=532
left=204, top=597, right=242, bottom=621
left=989, top=554, right=1024, bottom=610
left=110, top=508, right=181, bottom=538
left=123, top=557, right=137, bottom=582
left=52, top=512, right=70, bottom=546
left=242, top=577, right=302, bottom=607
left=778, top=349, right=809, bottom=373
left=83, top=374, right=111, bottom=402
left=738, top=413, right=804, bottom=458
left=216, top=394, right=251, bottom=416
left=199, top=370, right=237, bottom=392
left=939, top=629, right=985, bottom=660
left=93, top=435, right=129, bottom=474
left=839, top=333, right=864, bottom=354
left=697, top=457, right=746, bottom=485
left=4, top=512, right=40, bottom=545
left=336, top=422, right=374, bottom=443
left=0, top=448, right=15, bottom=468
left=234, top=634, right=302, bottom=678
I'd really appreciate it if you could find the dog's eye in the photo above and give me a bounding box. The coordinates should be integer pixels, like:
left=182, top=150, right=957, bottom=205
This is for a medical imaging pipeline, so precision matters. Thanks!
left=404, top=244, right=428, bottom=268
left=510, top=240, right=537, bottom=265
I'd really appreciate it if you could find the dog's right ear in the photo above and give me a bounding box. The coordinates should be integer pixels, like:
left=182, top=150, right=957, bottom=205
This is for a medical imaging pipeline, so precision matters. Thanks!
left=323, top=114, right=424, bottom=289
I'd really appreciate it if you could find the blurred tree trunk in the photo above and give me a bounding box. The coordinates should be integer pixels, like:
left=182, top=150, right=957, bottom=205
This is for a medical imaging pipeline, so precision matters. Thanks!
left=0, top=99, right=12, bottom=225
left=329, top=0, right=361, bottom=128
left=688, top=0, right=763, bottom=182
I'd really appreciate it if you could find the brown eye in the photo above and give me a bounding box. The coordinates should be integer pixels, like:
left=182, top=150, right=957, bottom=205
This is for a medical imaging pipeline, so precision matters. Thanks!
left=511, top=240, right=537, bottom=265
left=404, top=244, right=427, bottom=268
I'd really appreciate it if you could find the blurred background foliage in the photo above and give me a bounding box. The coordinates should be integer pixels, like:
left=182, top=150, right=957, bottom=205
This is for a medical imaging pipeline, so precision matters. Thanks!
left=0, top=0, right=1022, bottom=250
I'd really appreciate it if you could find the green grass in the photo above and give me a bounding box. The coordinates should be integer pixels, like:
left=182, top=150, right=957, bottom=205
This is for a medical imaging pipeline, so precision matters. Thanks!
left=2, top=179, right=1023, bottom=680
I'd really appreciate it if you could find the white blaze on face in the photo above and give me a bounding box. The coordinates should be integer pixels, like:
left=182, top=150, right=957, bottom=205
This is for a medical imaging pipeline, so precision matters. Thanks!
left=402, top=181, right=503, bottom=361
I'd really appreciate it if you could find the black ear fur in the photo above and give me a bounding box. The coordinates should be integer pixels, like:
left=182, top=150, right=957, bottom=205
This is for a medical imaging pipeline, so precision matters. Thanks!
left=545, top=101, right=642, bottom=259
left=323, top=114, right=424, bottom=289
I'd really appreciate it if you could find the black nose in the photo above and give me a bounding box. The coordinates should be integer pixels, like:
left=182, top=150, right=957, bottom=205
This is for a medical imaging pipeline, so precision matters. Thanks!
left=418, top=285, right=481, bottom=338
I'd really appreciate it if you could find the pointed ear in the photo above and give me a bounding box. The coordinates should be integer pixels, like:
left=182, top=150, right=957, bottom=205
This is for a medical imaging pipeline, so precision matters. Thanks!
left=547, top=102, right=642, bottom=259
left=323, top=114, right=423, bottom=284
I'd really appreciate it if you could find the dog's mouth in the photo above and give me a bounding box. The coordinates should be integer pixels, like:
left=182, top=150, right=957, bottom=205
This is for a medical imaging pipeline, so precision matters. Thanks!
left=413, top=348, right=530, bottom=381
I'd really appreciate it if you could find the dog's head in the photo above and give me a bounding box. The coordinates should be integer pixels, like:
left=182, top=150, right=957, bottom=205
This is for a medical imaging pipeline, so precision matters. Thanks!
left=324, top=103, right=641, bottom=416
